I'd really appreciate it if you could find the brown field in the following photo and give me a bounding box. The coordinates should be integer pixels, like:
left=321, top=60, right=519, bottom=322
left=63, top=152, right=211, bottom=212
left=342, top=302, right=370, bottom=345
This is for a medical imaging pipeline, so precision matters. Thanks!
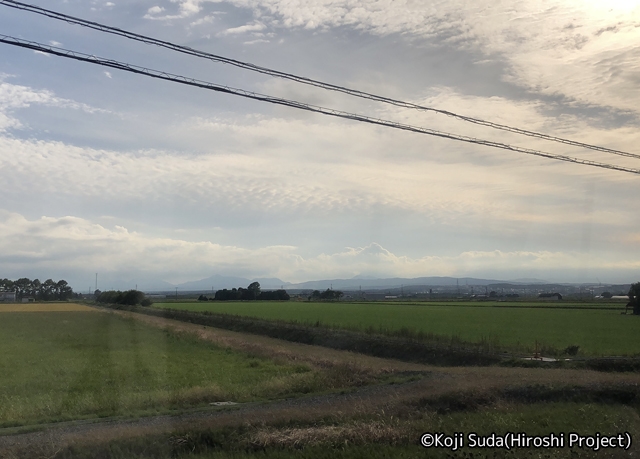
left=0, top=303, right=95, bottom=313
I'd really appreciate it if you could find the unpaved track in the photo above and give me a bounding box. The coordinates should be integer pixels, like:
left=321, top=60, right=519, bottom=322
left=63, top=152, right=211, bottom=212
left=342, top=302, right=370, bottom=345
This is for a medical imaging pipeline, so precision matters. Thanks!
left=2, top=307, right=640, bottom=457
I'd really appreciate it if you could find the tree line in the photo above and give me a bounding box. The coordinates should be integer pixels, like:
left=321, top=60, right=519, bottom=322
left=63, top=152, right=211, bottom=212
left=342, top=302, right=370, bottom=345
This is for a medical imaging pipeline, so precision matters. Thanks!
left=309, top=289, right=343, bottom=301
left=0, top=278, right=74, bottom=301
left=198, top=282, right=290, bottom=301
left=95, top=289, right=152, bottom=306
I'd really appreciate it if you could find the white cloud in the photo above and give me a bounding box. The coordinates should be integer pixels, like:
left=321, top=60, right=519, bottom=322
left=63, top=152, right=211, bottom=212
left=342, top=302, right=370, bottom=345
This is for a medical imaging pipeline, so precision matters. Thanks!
left=205, top=0, right=640, bottom=114
left=0, top=213, right=637, bottom=285
left=244, top=39, right=269, bottom=45
left=218, top=21, right=266, bottom=35
left=146, top=5, right=165, bottom=15
left=189, top=13, right=221, bottom=26
left=0, top=80, right=110, bottom=131
left=144, top=0, right=220, bottom=20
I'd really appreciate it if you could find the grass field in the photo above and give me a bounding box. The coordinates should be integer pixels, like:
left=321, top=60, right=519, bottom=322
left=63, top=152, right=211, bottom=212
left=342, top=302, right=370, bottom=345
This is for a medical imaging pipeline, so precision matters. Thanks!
left=4, top=304, right=640, bottom=459
left=0, top=310, right=326, bottom=427
left=0, top=303, right=95, bottom=312
left=155, top=301, right=640, bottom=356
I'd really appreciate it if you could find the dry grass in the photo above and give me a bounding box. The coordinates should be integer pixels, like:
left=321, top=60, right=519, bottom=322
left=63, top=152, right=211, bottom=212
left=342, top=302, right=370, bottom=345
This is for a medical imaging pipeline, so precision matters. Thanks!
left=249, top=421, right=407, bottom=448
left=0, top=303, right=94, bottom=313
left=107, top=308, right=433, bottom=374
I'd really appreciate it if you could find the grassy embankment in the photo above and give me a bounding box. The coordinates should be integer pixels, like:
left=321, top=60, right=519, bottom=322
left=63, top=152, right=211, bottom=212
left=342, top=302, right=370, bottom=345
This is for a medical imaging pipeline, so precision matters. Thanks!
left=0, top=310, right=370, bottom=428
left=155, top=301, right=639, bottom=356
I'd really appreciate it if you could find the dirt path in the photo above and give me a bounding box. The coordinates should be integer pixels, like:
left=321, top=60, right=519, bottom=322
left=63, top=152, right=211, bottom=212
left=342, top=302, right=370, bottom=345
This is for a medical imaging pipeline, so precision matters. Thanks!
left=109, top=308, right=434, bottom=373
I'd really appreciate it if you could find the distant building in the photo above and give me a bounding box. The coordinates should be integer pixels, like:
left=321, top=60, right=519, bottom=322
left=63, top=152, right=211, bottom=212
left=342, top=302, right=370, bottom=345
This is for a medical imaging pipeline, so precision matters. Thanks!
left=384, top=295, right=398, bottom=299
left=0, top=291, right=16, bottom=302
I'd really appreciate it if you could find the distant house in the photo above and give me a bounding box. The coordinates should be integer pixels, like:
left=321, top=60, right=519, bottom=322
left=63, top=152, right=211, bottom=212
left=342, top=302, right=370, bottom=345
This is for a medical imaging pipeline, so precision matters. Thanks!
left=21, top=297, right=35, bottom=303
left=384, top=295, right=398, bottom=299
left=0, top=291, right=16, bottom=302
left=538, top=293, right=562, bottom=300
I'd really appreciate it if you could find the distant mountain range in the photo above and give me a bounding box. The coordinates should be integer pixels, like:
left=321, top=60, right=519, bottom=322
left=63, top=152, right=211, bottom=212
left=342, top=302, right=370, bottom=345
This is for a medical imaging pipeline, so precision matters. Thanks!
left=143, top=275, right=554, bottom=293
left=175, top=275, right=291, bottom=291
left=284, top=276, right=538, bottom=291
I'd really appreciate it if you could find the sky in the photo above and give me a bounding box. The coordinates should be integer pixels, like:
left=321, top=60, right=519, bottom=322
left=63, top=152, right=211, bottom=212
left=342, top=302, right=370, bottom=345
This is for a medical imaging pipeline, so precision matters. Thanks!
left=1, top=0, right=639, bottom=291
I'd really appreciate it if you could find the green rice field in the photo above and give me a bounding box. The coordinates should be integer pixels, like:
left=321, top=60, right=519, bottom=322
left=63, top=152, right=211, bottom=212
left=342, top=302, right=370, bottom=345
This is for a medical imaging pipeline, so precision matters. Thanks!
left=155, top=301, right=639, bottom=356
left=0, top=310, right=314, bottom=427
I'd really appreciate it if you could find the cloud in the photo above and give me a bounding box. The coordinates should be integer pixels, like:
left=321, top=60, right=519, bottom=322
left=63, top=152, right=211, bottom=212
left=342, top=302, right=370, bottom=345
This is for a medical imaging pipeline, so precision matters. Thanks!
left=0, top=80, right=110, bottom=131
left=204, top=0, right=640, bottom=114
left=144, top=0, right=219, bottom=20
left=218, top=21, right=266, bottom=35
left=189, top=13, right=222, bottom=27
left=1, top=213, right=637, bottom=287
left=243, top=39, right=269, bottom=45
left=146, top=5, right=165, bottom=15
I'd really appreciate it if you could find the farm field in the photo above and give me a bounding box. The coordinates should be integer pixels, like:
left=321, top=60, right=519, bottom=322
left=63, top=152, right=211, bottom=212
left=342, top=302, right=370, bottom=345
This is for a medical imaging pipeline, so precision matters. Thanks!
left=0, top=309, right=328, bottom=428
left=3, top=305, right=640, bottom=459
left=155, top=301, right=639, bottom=356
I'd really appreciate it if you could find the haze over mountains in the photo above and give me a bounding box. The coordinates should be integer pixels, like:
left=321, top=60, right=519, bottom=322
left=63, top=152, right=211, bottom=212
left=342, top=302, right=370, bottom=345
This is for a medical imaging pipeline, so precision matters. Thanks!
left=138, top=274, right=554, bottom=293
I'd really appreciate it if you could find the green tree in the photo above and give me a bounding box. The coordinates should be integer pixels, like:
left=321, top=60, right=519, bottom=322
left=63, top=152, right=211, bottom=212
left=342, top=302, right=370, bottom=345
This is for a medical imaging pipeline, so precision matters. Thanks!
left=42, top=279, right=56, bottom=300
left=56, top=280, right=73, bottom=300
left=628, top=282, right=640, bottom=315
left=247, top=282, right=261, bottom=300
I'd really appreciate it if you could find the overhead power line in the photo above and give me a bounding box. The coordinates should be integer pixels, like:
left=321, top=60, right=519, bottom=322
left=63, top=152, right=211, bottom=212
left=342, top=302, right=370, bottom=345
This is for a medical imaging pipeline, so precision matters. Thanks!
left=2, top=0, right=639, bottom=162
left=1, top=35, right=638, bottom=176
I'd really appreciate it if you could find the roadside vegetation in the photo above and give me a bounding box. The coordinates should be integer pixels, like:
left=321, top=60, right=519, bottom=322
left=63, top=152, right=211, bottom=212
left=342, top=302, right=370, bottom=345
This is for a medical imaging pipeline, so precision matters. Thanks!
left=33, top=398, right=640, bottom=459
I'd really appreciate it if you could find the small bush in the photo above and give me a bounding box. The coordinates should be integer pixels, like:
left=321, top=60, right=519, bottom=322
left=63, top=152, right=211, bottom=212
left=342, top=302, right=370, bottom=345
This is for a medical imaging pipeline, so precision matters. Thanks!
left=563, top=345, right=580, bottom=356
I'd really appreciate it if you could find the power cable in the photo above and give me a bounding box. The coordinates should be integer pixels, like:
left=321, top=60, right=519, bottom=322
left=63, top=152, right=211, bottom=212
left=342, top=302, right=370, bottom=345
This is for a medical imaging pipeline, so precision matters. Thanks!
left=1, top=34, right=639, bottom=176
left=2, top=0, right=639, bottom=162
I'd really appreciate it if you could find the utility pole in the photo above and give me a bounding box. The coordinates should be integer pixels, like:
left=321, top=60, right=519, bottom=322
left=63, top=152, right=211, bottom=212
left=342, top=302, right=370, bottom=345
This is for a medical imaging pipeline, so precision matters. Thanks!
left=175, top=287, right=178, bottom=301
left=95, top=273, right=98, bottom=292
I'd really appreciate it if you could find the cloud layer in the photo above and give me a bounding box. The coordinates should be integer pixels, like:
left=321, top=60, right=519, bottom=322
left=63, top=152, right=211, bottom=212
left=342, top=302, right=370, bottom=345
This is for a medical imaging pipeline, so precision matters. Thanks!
left=166, top=0, right=640, bottom=114
left=1, top=0, right=639, bottom=288
left=2, top=211, right=638, bottom=287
